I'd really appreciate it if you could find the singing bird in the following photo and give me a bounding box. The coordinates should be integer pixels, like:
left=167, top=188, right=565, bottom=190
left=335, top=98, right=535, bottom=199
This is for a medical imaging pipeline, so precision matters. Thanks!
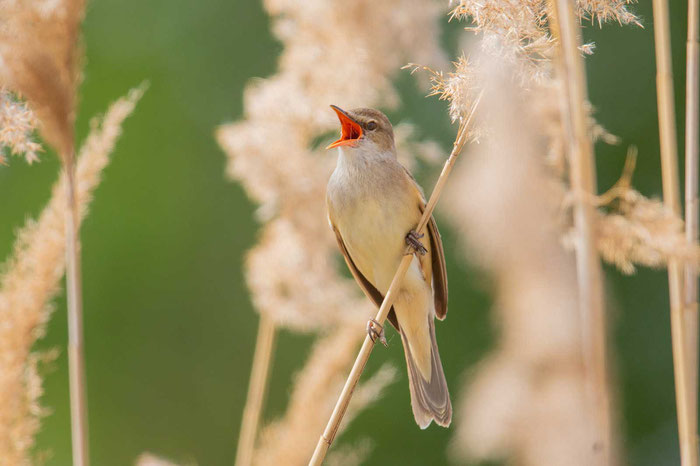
left=325, top=105, right=451, bottom=428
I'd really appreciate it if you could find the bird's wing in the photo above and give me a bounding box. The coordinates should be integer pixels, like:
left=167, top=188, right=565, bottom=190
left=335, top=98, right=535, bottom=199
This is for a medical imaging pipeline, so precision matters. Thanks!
left=403, top=167, right=449, bottom=320
left=329, top=218, right=400, bottom=329
left=424, top=212, right=448, bottom=320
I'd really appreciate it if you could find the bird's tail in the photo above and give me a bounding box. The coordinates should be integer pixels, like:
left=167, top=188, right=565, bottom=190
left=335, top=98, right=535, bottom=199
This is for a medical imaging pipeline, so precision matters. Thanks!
left=400, top=318, right=452, bottom=429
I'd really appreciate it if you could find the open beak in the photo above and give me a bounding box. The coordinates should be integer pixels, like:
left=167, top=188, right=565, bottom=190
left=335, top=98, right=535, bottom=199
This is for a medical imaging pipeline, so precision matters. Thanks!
left=326, top=105, right=363, bottom=150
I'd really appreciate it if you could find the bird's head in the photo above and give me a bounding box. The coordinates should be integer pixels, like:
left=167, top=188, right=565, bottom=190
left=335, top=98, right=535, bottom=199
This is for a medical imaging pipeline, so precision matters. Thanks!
left=326, top=106, right=395, bottom=154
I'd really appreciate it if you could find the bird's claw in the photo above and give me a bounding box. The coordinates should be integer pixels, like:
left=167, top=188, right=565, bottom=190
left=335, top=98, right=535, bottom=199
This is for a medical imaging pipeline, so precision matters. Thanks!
left=405, top=229, right=427, bottom=256
left=367, top=319, right=388, bottom=347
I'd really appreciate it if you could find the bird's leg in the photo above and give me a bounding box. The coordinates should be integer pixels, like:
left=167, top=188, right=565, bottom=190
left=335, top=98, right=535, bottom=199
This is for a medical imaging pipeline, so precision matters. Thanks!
left=405, top=229, right=427, bottom=256
left=366, top=318, right=388, bottom=347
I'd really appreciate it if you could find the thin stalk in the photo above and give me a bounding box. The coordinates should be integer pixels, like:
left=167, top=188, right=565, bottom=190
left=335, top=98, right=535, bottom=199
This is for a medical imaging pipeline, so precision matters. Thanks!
left=652, top=0, right=697, bottom=464
left=65, top=159, right=89, bottom=466
left=308, top=93, right=481, bottom=466
left=685, top=0, right=700, bottom=455
left=551, top=1, right=614, bottom=462
left=235, top=314, right=277, bottom=466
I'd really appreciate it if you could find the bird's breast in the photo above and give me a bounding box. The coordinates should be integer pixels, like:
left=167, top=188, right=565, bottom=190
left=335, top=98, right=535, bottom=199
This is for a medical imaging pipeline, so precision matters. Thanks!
left=328, top=161, right=420, bottom=291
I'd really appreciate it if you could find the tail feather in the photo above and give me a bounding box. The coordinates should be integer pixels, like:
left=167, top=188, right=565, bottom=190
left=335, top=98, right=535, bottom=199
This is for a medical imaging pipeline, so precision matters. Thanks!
left=400, top=319, right=452, bottom=429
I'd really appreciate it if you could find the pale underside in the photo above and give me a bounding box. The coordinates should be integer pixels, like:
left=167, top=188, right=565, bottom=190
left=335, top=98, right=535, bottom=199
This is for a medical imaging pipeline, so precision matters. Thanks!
left=327, top=147, right=447, bottom=379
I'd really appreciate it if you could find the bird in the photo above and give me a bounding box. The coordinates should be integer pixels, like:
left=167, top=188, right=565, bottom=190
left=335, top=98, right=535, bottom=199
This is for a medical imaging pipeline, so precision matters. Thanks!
left=325, top=105, right=451, bottom=429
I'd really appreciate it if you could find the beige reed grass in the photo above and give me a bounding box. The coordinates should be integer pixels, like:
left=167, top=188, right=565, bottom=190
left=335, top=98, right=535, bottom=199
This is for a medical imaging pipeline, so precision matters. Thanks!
left=0, top=1, right=89, bottom=463
left=234, top=315, right=276, bottom=466
left=0, top=87, right=143, bottom=464
left=685, top=0, right=700, bottom=454
left=0, top=90, right=42, bottom=164
left=551, top=1, right=614, bottom=460
left=652, top=0, right=697, bottom=463
left=448, top=48, right=602, bottom=466
left=308, top=95, right=480, bottom=466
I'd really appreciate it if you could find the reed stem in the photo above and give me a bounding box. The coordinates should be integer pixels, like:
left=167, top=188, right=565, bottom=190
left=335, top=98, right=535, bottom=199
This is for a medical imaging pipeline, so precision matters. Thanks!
left=235, top=314, right=277, bottom=466
left=685, top=0, right=700, bottom=456
left=651, top=0, right=697, bottom=463
left=551, top=2, right=615, bottom=462
left=308, top=93, right=480, bottom=466
left=65, top=159, right=89, bottom=466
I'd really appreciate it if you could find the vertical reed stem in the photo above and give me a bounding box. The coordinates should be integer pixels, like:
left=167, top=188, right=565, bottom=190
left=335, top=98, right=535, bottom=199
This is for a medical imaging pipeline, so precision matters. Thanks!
left=652, top=0, right=697, bottom=463
left=308, top=95, right=480, bottom=466
left=685, top=0, right=700, bottom=457
left=235, top=314, right=277, bottom=466
left=551, top=2, right=614, bottom=463
left=65, top=159, right=89, bottom=466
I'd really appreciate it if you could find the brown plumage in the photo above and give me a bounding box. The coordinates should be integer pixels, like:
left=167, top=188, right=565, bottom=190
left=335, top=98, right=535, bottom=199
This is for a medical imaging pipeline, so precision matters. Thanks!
left=326, top=106, right=451, bottom=428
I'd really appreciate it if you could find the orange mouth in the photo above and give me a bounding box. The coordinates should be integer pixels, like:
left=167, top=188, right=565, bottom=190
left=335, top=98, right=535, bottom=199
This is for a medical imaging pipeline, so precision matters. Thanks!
left=326, top=105, right=363, bottom=149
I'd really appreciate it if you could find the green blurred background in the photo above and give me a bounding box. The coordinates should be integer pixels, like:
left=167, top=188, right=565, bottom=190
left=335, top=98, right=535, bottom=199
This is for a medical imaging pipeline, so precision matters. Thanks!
left=0, top=1, right=696, bottom=464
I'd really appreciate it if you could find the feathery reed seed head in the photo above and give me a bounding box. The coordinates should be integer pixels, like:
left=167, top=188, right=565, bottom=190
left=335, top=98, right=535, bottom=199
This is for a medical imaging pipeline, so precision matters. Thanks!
left=445, top=50, right=599, bottom=465
left=0, top=0, right=85, bottom=161
left=0, top=90, right=42, bottom=164
left=0, top=87, right=142, bottom=464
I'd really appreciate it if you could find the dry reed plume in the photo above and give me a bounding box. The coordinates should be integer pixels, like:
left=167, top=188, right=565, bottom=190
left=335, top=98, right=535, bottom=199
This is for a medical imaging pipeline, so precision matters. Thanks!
left=0, top=87, right=143, bottom=465
left=577, top=0, right=642, bottom=27
left=0, top=90, right=42, bottom=164
left=595, top=163, right=700, bottom=274
left=0, top=0, right=85, bottom=163
left=0, top=0, right=90, bottom=462
left=216, top=1, right=445, bottom=463
left=446, top=54, right=600, bottom=465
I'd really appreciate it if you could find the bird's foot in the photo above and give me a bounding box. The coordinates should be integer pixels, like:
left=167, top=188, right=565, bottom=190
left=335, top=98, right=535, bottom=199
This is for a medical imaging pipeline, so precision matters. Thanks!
left=367, top=319, right=388, bottom=347
left=405, top=229, right=427, bottom=256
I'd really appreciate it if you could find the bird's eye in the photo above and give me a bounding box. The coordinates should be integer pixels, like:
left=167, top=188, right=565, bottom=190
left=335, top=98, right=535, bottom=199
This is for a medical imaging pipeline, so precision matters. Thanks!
left=366, top=121, right=377, bottom=131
